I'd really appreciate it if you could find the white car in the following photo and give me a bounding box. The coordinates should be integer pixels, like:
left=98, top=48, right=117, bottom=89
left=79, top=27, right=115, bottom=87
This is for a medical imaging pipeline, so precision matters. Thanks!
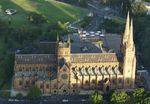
left=82, top=34, right=86, bottom=37
left=62, top=99, right=69, bottom=103
left=97, top=31, right=101, bottom=34
left=95, top=33, right=99, bottom=36
left=100, top=34, right=105, bottom=37
left=91, top=34, right=95, bottom=37
left=5, top=9, right=17, bottom=15
left=90, top=31, right=94, bottom=34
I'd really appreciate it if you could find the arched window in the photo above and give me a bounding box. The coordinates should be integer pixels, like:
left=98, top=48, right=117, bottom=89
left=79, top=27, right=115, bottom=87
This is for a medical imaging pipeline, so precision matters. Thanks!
left=19, top=68, right=22, bottom=72
left=72, top=68, right=75, bottom=71
left=26, top=80, right=29, bottom=85
left=40, top=84, right=43, bottom=89
left=85, top=80, right=89, bottom=84
left=19, top=81, right=22, bottom=86
left=63, top=68, right=67, bottom=72
left=72, top=84, right=76, bottom=88
left=92, top=79, right=95, bottom=84
left=63, top=90, right=66, bottom=93
left=46, top=84, right=49, bottom=89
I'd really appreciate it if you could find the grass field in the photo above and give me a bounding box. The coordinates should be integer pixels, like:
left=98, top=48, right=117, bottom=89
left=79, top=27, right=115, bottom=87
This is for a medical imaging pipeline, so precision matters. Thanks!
left=0, top=0, right=88, bottom=27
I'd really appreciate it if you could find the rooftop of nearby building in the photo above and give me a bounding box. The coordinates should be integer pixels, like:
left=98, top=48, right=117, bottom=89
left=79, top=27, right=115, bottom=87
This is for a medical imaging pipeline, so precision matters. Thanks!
left=16, top=31, right=121, bottom=55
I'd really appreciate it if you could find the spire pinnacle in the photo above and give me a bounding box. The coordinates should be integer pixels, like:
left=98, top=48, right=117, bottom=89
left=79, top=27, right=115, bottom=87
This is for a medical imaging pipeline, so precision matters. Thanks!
left=128, top=19, right=134, bottom=47
left=57, top=34, right=59, bottom=42
left=67, top=34, right=70, bottom=43
left=123, top=11, right=130, bottom=45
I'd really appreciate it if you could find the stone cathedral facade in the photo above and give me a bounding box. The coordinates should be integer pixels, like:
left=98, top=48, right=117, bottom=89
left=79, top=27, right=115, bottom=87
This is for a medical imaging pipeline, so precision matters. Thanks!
left=13, top=13, right=136, bottom=95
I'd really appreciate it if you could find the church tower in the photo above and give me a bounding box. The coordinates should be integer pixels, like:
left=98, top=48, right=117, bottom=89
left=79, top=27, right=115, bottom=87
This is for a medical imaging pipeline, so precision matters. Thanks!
left=57, top=34, right=71, bottom=63
left=56, top=35, right=71, bottom=94
left=122, top=13, right=136, bottom=89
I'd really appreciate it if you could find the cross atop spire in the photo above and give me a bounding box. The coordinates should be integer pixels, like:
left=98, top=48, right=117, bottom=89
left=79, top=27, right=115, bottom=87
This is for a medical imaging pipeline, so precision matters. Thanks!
left=123, top=11, right=130, bottom=45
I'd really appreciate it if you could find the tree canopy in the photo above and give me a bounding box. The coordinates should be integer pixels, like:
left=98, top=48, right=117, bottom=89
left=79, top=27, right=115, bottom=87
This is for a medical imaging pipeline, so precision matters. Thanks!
left=111, top=91, right=129, bottom=104
left=27, top=86, right=42, bottom=99
left=90, top=91, right=104, bottom=104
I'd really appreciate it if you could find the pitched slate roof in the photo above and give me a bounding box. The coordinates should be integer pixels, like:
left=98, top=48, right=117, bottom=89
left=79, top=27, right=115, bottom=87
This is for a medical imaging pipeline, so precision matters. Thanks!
left=71, top=53, right=121, bottom=63
left=15, top=66, right=57, bottom=80
left=15, top=54, right=57, bottom=64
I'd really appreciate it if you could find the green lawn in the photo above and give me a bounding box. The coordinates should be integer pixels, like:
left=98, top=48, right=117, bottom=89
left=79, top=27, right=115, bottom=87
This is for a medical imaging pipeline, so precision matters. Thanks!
left=0, top=0, right=88, bottom=27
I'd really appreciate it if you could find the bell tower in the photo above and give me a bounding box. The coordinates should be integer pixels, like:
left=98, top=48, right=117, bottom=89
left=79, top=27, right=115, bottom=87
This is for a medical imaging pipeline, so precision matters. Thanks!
left=57, top=34, right=71, bottom=63
left=56, top=34, right=71, bottom=94
left=122, top=13, right=136, bottom=89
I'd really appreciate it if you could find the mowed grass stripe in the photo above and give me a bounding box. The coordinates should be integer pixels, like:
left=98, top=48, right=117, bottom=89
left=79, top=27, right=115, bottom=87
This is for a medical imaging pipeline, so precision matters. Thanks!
left=0, top=0, right=88, bottom=27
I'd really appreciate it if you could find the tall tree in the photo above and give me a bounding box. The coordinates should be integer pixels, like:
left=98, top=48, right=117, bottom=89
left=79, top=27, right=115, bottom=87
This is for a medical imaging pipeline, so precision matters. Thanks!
left=132, top=88, right=147, bottom=104
left=90, top=91, right=104, bottom=104
left=111, top=91, right=129, bottom=104
left=27, top=86, right=42, bottom=99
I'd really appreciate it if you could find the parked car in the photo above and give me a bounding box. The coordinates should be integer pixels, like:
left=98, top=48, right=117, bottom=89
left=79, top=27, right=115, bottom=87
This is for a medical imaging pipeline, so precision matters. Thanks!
left=5, top=9, right=17, bottom=15
left=62, top=99, right=69, bottom=103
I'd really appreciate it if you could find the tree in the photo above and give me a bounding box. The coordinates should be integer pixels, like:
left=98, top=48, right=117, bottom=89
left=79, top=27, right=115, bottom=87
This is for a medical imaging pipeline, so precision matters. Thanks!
left=16, top=93, right=23, bottom=99
left=27, top=12, right=47, bottom=25
left=132, top=88, right=147, bottom=104
left=0, top=19, right=9, bottom=36
left=90, top=91, right=104, bottom=104
left=27, top=86, right=42, bottom=99
left=144, top=97, right=150, bottom=104
left=100, top=0, right=109, bottom=5
left=79, top=0, right=88, bottom=7
left=111, top=91, right=129, bottom=104
left=107, top=0, right=147, bottom=16
left=101, top=19, right=124, bottom=34
left=131, top=2, right=147, bottom=15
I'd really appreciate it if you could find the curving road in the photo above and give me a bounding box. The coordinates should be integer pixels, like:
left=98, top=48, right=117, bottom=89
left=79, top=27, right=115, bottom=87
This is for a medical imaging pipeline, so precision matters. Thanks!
left=85, top=0, right=120, bottom=31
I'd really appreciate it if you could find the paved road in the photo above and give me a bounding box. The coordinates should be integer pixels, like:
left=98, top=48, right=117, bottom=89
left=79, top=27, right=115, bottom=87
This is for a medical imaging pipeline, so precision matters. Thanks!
left=0, top=95, right=90, bottom=104
left=86, top=0, right=122, bottom=31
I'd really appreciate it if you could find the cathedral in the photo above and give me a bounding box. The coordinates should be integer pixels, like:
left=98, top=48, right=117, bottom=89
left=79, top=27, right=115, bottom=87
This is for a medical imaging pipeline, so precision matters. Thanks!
left=13, top=13, right=136, bottom=95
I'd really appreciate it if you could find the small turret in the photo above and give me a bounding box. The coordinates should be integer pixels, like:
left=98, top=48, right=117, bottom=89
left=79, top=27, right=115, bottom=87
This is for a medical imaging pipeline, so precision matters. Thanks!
left=57, top=34, right=59, bottom=42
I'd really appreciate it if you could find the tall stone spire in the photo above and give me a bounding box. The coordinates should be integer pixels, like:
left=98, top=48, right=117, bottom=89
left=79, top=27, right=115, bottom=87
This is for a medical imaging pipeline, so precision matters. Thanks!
left=123, top=11, right=130, bottom=45
left=128, top=19, right=134, bottom=47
